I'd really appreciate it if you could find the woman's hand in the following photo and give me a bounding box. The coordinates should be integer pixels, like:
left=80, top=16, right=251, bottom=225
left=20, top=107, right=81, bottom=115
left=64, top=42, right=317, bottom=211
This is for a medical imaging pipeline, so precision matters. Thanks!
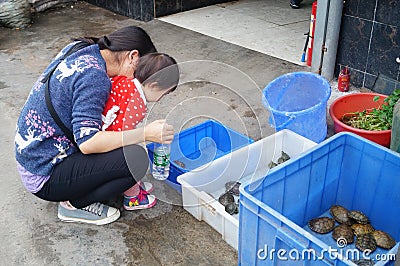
left=79, top=119, right=174, bottom=154
left=144, top=119, right=174, bottom=144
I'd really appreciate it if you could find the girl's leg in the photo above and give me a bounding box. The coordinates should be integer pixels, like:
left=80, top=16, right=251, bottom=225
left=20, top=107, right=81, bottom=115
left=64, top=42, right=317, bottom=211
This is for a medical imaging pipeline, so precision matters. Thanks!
left=35, top=144, right=149, bottom=208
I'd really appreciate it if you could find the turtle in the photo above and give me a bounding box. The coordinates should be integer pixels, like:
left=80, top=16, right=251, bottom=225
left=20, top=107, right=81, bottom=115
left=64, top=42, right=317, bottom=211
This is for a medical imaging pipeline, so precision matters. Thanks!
left=173, top=160, right=186, bottom=168
left=225, top=181, right=241, bottom=196
left=355, top=233, right=377, bottom=253
left=351, top=223, right=374, bottom=237
left=218, top=192, right=235, bottom=207
left=351, top=259, right=375, bottom=266
left=348, top=210, right=369, bottom=224
left=330, top=205, right=353, bottom=225
left=308, top=217, right=335, bottom=234
left=268, top=161, right=278, bottom=169
left=225, top=202, right=239, bottom=215
left=277, top=151, right=290, bottom=164
left=372, top=230, right=396, bottom=249
left=332, top=224, right=354, bottom=244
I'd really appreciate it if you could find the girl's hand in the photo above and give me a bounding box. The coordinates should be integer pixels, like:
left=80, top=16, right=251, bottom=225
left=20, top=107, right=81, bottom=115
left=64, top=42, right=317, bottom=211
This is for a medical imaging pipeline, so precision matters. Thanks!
left=144, top=119, right=174, bottom=144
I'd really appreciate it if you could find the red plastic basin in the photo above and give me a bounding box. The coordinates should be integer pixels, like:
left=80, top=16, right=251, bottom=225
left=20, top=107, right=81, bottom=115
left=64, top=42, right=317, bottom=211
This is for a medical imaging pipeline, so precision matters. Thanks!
left=329, top=92, right=391, bottom=147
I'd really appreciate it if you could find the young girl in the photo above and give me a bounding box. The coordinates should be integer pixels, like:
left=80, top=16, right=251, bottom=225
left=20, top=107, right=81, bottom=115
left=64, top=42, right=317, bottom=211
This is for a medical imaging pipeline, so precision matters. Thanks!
left=102, top=52, right=179, bottom=211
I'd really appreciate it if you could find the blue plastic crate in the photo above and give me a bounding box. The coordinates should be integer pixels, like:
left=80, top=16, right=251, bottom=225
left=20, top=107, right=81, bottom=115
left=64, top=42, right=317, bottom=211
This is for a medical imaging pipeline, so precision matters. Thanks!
left=147, top=120, right=254, bottom=192
left=239, top=132, right=400, bottom=266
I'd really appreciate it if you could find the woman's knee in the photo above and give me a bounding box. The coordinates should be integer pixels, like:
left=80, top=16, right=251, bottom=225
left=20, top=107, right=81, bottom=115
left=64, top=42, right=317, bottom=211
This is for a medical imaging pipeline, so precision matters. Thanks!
left=123, top=144, right=149, bottom=180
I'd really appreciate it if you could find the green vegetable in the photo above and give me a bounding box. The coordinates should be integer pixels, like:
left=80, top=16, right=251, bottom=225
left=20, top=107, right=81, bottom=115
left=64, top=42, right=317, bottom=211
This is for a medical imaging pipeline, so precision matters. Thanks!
left=341, top=89, right=400, bottom=131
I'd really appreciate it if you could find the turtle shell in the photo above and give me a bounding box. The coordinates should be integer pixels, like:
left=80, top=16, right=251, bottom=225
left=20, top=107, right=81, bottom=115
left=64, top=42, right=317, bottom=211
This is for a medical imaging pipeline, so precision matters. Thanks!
left=225, top=181, right=241, bottom=196
left=372, top=230, right=396, bottom=249
left=332, top=224, right=354, bottom=244
left=351, top=223, right=374, bottom=236
left=349, top=210, right=369, bottom=224
left=308, top=217, right=335, bottom=234
left=330, top=205, right=353, bottom=225
left=355, top=233, right=377, bottom=252
left=225, top=202, right=239, bottom=215
left=218, top=192, right=234, bottom=206
left=277, top=151, right=290, bottom=164
left=351, top=259, right=375, bottom=266
left=173, top=160, right=186, bottom=168
left=268, top=161, right=277, bottom=169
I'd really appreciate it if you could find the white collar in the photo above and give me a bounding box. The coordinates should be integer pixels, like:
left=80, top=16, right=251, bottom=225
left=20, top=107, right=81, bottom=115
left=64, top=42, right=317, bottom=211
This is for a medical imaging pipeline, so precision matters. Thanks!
left=133, top=78, right=147, bottom=105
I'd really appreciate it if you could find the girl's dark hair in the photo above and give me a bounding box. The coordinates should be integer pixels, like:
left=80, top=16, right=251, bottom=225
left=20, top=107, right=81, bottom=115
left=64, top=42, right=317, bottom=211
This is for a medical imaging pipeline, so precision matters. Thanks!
left=74, top=26, right=157, bottom=56
left=135, top=53, right=179, bottom=92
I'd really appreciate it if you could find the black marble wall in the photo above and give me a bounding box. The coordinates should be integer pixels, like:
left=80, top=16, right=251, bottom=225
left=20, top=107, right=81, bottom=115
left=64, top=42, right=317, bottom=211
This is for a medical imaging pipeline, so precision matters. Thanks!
left=84, top=0, right=154, bottom=21
left=335, top=0, right=400, bottom=94
left=84, top=0, right=229, bottom=21
left=156, top=0, right=230, bottom=17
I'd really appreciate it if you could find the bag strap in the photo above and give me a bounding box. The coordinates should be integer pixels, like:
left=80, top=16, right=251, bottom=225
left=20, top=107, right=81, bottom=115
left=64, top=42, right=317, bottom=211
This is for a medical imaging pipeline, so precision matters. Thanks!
left=43, top=42, right=90, bottom=146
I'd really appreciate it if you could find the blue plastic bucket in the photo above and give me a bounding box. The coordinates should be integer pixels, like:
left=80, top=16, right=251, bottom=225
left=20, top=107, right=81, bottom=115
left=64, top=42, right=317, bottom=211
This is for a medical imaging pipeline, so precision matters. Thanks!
left=262, top=72, right=331, bottom=143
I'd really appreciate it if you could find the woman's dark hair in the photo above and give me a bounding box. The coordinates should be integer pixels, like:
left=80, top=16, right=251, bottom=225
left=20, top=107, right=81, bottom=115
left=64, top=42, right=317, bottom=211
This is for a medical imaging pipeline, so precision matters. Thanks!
left=135, top=53, right=179, bottom=92
left=74, top=26, right=157, bottom=56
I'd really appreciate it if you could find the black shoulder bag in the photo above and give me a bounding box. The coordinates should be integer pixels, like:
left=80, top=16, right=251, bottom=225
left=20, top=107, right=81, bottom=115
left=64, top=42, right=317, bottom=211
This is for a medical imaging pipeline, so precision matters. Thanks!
left=41, top=42, right=90, bottom=146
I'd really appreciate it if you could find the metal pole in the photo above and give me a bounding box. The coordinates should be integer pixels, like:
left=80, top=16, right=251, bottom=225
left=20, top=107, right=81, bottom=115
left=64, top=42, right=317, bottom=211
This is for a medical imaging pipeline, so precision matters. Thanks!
left=311, top=0, right=330, bottom=74
left=321, top=0, right=344, bottom=80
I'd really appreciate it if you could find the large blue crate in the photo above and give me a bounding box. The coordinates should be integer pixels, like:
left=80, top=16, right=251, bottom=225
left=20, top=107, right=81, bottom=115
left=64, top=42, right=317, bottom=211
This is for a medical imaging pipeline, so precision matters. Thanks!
left=239, top=132, right=400, bottom=266
left=147, top=120, right=254, bottom=192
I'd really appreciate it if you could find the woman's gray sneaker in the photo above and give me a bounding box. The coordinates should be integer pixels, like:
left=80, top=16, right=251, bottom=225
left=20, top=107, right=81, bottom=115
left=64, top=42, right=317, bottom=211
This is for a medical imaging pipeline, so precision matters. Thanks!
left=58, top=202, right=120, bottom=225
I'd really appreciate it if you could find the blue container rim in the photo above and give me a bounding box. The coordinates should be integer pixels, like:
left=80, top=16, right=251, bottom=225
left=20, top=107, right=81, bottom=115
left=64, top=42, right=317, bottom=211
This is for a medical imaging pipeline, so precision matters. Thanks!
left=146, top=119, right=254, bottom=152
left=239, top=131, right=400, bottom=196
left=262, top=71, right=332, bottom=116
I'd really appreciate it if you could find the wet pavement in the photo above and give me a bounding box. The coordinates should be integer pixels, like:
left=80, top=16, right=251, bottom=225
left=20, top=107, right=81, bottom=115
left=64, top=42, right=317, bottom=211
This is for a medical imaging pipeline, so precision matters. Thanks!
left=0, top=2, right=347, bottom=265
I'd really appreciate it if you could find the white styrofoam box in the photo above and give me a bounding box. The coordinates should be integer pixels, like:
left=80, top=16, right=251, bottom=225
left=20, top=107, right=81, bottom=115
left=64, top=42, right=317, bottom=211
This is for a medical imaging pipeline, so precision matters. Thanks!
left=177, top=129, right=317, bottom=250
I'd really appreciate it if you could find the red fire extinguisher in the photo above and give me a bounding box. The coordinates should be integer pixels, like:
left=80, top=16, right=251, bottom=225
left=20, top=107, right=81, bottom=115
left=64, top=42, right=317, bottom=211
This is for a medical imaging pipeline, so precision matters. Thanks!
left=338, top=66, right=350, bottom=92
left=307, top=1, right=318, bottom=67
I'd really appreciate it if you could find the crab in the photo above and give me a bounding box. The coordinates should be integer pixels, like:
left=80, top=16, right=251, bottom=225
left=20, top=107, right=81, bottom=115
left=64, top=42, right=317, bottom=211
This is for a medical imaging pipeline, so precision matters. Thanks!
left=332, top=224, right=354, bottom=244
left=372, top=230, right=396, bottom=250
left=355, top=233, right=377, bottom=253
left=308, top=217, right=335, bottom=234
left=330, top=205, right=353, bottom=225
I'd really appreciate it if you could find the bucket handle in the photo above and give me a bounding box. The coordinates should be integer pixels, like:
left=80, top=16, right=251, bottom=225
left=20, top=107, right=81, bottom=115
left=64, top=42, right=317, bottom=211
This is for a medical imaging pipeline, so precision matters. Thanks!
left=274, top=114, right=296, bottom=130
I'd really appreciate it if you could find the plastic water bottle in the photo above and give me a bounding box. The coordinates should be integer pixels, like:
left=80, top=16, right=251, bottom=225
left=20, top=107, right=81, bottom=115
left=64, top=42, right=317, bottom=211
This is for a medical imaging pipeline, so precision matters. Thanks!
left=152, top=143, right=170, bottom=180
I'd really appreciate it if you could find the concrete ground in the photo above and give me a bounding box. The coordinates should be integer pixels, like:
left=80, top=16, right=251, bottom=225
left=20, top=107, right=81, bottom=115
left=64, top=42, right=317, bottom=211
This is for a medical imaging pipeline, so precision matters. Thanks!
left=1, top=1, right=397, bottom=266
left=159, top=0, right=313, bottom=65
left=0, top=2, right=307, bottom=265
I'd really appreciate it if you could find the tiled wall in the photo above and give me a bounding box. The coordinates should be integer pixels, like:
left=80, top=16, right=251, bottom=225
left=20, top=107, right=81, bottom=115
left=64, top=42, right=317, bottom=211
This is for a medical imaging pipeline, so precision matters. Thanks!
left=84, top=0, right=154, bottom=21
left=156, top=0, right=229, bottom=17
left=84, top=0, right=229, bottom=21
left=335, top=0, right=400, bottom=94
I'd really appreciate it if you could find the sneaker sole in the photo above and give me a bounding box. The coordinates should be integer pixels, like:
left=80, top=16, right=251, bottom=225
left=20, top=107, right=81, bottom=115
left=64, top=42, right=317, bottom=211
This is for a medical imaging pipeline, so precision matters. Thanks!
left=58, top=210, right=121, bottom=225
left=123, top=198, right=157, bottom=211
